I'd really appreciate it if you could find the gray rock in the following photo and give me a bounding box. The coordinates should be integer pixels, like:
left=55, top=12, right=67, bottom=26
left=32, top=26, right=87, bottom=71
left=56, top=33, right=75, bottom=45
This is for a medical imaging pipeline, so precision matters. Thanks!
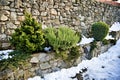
left=51, top=9, right=57, bottom=15
left=0, top=34, right=7, bottom=40
left=3, top=6, right=10, bottom=10
left=0, top=15, right=8, bottom=21
left=75, top=57, right=81, bottom=65
left=6, top=29, right=15, bottom=35
left=52, top=67, right=60, bottom=72
left=43, top=2, right=48, bottom=7
left=35, top=69, right=43, bottom=77
left=41, top=12, right=47, bottom=16
left=32, top=9, right=40, bottom=16
left=10, top=2, right=14, bottom=8
left=3, top=11, right=10, bottom=15
left=39, top=53, right=47, bottom=59
left=30, top=57, right=39, bottom=63
left=0, top=26, right=5, bottom=33
left=71, top=0, right=76, bottom=3
left=15, top=21, right=20, bottom=25
left=79, top=16, right=85, bottom=21
left=40, top=62, right=51, bottom=70
left=0, top=0, right=10, bottom=6
left=10, top=12, right=17, bottom=20
left=39, top=53, right=47, bottom=62
left=81, top=22, right=86, bottom=27
left=2, top=43, right=10, bottom=48
left=6, top=22, right=17, bottom=29
left=10, top=8, right=16, bottom=11
left=57, top=60, right=67, bottom=68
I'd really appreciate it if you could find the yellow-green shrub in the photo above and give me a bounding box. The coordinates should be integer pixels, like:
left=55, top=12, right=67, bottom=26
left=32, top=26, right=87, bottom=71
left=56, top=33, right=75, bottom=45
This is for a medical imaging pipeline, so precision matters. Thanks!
left=44, top=27, right=80, bottom=53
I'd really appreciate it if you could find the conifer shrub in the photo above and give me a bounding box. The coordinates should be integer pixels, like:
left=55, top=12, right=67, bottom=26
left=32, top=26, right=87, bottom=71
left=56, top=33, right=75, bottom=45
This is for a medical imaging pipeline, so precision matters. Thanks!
left=91, top=22, right=109, bottom=41
left=68, top=46, right=81, bottom=60
left=0, top=50, right=30, bottom=71
left=44, top=27, right=80, bottom=53
left=10, top=12, right=45, bottom=53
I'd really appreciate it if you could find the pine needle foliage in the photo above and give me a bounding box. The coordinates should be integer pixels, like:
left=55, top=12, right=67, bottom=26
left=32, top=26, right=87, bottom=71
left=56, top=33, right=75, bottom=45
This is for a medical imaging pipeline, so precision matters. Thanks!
left=10, top=12, right=45, bottom=53
left=44, top=27, right=80, bottom=53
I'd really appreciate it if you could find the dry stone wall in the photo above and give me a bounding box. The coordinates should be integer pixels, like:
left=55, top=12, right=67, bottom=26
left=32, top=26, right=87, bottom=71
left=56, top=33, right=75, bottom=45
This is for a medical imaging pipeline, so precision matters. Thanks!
left=0, top=0, right=120, bottom=48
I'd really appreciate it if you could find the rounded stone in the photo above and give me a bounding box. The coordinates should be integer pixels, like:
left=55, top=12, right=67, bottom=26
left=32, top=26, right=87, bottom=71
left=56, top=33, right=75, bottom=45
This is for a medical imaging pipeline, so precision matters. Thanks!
left=0, top=15, right=8, bottom=21
left=51, top=9, right=57, bottom=15
left=10, top=12, right=17, bottom=20
left=30, top=57, right=39, bottom=63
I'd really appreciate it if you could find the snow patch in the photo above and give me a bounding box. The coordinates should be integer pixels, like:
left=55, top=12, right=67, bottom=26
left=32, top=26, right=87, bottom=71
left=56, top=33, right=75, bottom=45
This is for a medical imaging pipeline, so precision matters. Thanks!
left=28, top=39, right=120, bottom=80
left=105, top=34, right=114, bottom=40
left=109, top=22, right=120, bottom=32
left=0, top=50, right=13, bottom=60
left=77, top=35, right=94, bottom=46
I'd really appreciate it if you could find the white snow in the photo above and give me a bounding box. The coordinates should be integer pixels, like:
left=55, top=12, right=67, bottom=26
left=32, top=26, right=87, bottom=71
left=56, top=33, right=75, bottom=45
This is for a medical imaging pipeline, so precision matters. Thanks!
left=77, top=35, right=94, bottom=46
left=44, top=47, right=51, bottom=52
left=109, top=22, right=120, bottom=32
left=28, top=39, right=120, bottom=80
left=105, top=34, right=114, bottom=40
left=0, top=50, right=13, bottom=60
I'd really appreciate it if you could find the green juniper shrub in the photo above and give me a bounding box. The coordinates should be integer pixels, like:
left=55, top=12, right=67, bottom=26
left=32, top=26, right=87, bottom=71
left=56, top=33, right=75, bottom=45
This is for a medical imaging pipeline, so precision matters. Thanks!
left=102, top=39, right=116, bottom=45
left=76, top=31, right=82, bottom=42
left=0, top=50, right=30, bottom=71
left=10, top=12, right=45, bottom=53
left=91, top=21, right=109, bottom=41
left=102, top=39, right=110, bottom=45
left=68, top=46, right=81, bottom=60
left=44, top=27, right=80, bottom=59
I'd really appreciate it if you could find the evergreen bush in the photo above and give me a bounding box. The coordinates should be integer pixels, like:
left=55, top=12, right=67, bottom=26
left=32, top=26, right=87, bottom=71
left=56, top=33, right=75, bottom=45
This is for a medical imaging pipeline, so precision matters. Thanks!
left=44, top=27, right=80, bottom=53
left=0, top=50, right=30, bottom=71
left=68, top=46, right=81, bottom=60
left=91, top=22, right=109, bottom=41
left=10, top=12, right=45, bottom=53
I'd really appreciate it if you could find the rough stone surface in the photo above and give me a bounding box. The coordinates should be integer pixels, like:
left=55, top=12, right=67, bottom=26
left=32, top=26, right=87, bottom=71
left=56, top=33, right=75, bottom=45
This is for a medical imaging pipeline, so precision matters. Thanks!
left=30, top=57, right=39, bottom=63
left=10, top=12, right=17, bottom=20
left=51, top=9, right=57, bottom=15
left=2, top=43, right=10, bottom=48
left=6, top=22, right=17, bottom=29
left=0, top=0, right=10, bottom=6
left=0, top=34, right=7, bottom=41
left=0, top=15, right=8, bottom=21
left=40, top=62, right=51, bottom=70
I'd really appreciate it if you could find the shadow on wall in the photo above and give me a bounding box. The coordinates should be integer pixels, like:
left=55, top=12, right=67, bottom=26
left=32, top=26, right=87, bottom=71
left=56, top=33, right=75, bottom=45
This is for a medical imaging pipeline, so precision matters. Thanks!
left=96, top=0, right=120, bottom=6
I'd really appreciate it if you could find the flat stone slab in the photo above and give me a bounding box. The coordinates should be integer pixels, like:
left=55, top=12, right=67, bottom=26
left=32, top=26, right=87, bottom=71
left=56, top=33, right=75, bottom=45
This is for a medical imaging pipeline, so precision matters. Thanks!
left=40, top=62, right=51, bottom=70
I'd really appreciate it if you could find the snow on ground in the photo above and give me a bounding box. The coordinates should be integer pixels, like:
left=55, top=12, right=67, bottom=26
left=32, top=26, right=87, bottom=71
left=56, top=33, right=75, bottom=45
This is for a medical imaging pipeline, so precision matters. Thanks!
left=77, top=35, right=94, bottom=46
left=0, top=50, right=13, bottom=60
left=109, top=22, right=120, bottom=32
left=105, top=34, right=114, bottom=40
left=28, top=39, right=120, bottom=80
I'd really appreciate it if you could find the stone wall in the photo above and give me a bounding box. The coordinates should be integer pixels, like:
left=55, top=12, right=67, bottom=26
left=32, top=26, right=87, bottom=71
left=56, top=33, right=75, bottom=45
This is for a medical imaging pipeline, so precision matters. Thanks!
left=0, top=49, right=84, bottom=80
left=0, top=0, right=120, bottom=49
left=0, top=42, right=114, bottom=80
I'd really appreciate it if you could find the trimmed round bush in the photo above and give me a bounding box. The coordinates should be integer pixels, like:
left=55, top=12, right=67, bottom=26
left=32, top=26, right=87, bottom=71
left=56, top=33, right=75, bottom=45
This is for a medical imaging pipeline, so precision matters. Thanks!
left=10, top=12, right=45, bottom=53
left=91, top=22, right=109, bottom=41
